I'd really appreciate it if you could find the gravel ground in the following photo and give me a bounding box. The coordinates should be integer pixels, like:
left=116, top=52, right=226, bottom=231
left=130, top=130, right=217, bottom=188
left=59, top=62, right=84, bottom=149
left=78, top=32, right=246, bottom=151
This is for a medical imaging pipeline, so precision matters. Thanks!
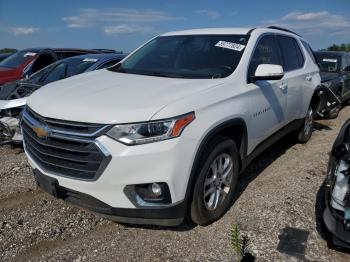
left=1, top=107, right=350, bottom=261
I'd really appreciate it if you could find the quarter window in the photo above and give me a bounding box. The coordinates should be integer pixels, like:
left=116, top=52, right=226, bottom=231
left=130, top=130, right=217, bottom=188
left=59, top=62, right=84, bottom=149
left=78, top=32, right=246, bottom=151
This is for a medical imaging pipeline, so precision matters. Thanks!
left=277, top=36, right=304, bottom=71
left=248, top=35, right=282, bottom=76
left=301, top=40, right=317, bottom=65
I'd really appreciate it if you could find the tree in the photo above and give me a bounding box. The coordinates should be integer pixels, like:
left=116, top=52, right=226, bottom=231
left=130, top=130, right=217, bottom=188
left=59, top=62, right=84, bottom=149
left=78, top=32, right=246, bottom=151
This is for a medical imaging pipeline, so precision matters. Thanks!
left=0, top=48, right=17, bottom=54
left=324, top=43, right=350, bottom=52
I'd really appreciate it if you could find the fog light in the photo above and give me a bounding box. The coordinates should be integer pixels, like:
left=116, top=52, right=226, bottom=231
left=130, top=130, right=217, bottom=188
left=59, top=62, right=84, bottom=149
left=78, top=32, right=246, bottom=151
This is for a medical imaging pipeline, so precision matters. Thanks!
left=151, top=183, right=162, bottom=196
left=124, top=182, right=172, bottom=207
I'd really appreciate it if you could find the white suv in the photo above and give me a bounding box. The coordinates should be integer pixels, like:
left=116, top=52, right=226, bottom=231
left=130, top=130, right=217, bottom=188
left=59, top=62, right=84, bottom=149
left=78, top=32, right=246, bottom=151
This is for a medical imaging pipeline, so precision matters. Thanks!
left=23, top=27, right=321, bottom=226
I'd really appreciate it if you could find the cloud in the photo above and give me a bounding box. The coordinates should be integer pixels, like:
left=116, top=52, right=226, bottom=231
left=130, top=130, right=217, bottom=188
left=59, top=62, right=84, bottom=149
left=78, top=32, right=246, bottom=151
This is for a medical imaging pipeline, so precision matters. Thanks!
left=195, top=9, right=221, bottom=19
left=104, top=24, right=152, bottom=35
left=267, top=11, right=350, bottom=36
left=11, top=27, right=39, bottom=36
left=62, top=8, right=183, bottom=28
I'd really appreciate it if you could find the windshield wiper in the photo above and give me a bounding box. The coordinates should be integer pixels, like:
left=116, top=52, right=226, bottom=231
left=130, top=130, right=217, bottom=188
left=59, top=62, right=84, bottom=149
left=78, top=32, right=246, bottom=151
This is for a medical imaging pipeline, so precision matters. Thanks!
left=148, top=72, right=185, bottom=78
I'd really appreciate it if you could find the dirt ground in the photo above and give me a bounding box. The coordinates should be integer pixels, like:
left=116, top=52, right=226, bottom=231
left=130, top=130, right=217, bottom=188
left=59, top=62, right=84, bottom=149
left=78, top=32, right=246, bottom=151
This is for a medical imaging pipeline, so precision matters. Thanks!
left=1, top=107, right=350, bottom=261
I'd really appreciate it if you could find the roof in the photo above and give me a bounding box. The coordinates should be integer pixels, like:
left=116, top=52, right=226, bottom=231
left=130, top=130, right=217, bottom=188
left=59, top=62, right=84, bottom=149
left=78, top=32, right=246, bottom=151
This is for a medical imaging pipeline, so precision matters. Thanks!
left=162, top=28, right=253, bottom=36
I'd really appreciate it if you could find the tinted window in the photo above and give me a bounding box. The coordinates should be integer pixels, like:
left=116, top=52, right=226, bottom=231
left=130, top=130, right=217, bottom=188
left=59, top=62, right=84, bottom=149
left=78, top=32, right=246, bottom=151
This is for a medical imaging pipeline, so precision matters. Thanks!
left=111, top=35, right=249, bottom=79
left=27, top=63, right=57, bottom=83
left=40, top=57, right=98, bottom=84
left=248, top=35, right=282, bottom=76
left=315, top=53, right=341, bottom=72
left=0, top=50, right=37, bottom=68
left=346, top=55, right=350, bottom=68
left=97, top=59, right=121, bottom=69
left=277, top=36, right=304, bottom=71
left=44, top=63, right=66, bottom=83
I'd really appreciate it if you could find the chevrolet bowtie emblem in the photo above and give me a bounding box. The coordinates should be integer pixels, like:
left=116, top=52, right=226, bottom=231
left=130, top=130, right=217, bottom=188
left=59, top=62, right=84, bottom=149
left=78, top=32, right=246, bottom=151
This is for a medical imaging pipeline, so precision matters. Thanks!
left=32, top=126, right=49, bottom=138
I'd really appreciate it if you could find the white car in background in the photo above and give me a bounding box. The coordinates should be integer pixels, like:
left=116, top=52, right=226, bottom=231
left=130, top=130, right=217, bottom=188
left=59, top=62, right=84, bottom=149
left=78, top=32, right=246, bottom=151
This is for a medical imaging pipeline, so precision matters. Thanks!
left=23, top=26, right=321, bottom=226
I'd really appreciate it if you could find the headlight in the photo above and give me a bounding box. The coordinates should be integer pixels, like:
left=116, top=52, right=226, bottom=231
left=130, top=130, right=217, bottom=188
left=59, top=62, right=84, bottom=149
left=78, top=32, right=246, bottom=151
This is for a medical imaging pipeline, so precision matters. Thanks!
left=106, top=112, right=195, bottom=145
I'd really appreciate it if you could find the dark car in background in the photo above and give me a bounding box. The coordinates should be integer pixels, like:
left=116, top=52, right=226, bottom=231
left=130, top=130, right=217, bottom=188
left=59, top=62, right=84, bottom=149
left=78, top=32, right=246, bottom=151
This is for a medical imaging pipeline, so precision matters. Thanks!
left=315, top=51, right=350, bottom=118
left=0, top=48, right=109, bottom=85
left=0, top=53, right=127, bottom=144
left=323, top=118, right=350, bottom=249
left=0, top=53, right=126, bottom=100
left=0, top=53, right=13, bottom=62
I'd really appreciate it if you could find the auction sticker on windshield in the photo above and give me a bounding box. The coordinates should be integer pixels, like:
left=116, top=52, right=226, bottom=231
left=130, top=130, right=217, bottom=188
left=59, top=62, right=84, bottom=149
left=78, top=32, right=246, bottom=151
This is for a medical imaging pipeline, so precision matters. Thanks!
left=215, top=41, right=245, bottom=51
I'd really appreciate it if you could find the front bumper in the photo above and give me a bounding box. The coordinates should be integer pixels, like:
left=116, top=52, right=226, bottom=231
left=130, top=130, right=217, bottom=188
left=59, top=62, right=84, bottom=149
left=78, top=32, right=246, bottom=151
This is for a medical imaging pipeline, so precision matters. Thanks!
left=26, top=135, right=199, bottom=225
left=323, top=206, right=350, bottom=249
left=34, top=169, right=186, bottom=226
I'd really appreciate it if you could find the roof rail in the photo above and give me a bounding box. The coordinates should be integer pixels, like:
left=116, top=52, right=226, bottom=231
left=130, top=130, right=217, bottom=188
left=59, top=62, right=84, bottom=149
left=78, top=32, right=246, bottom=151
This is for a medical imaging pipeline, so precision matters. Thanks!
left=267, top=26, right=301, bottom=37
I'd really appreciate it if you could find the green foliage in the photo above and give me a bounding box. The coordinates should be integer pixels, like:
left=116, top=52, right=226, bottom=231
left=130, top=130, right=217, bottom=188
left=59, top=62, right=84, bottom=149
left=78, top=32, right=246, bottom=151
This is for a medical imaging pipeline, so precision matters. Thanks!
left=0, top=48, right=17, bottom=54
left=230, top=224, right=243, bottom=259
left=230, top=224, right=251, bottom=261
left=323, top=43, right=350, bottom=52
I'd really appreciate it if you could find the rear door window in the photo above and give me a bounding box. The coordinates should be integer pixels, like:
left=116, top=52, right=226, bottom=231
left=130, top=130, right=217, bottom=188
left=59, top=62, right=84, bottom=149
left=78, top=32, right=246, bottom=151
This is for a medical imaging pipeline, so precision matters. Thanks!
left=248, top=35, right=282, bottom=76
left=277, top=35, right=304, bottom=71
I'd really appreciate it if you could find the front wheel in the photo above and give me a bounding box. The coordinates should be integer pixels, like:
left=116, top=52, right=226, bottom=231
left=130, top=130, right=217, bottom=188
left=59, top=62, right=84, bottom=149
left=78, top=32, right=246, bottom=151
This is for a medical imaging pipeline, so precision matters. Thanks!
left=190, top=136, right=239, bottom=226
left=296, top=105, right=314, bottom=143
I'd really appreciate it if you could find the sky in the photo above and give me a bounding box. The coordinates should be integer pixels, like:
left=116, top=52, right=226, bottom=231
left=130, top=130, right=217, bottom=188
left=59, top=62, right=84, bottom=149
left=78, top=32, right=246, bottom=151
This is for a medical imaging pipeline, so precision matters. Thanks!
left=0, top=0, right=349, bottom=52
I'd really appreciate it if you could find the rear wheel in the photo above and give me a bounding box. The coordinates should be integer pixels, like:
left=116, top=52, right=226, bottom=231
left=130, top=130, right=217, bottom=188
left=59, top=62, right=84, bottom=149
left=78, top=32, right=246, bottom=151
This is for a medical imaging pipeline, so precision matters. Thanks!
left=190, top=136, right=239, bottom=226
left=296, top=105, right=314, bottom=143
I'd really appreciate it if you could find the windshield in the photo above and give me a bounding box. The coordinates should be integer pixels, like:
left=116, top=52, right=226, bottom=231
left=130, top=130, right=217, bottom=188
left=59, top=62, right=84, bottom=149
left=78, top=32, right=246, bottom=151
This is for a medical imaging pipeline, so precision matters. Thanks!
left=315, top=53, right=341, bottom=73
left=28, top=57, right=98, bottom=84
left=0, top=50, right=37, bottom=69
left=110, top=35, right=249, bottom=79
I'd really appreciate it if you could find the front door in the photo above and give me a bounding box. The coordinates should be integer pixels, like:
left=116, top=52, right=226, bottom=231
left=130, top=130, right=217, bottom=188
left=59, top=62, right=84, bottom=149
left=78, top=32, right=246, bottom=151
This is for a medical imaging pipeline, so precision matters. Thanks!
left=246, top=34, right=287, bottom=150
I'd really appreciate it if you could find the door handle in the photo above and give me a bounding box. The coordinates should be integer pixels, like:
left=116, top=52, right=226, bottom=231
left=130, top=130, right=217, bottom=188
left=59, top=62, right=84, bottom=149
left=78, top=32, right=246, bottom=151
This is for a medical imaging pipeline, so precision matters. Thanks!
left=306, top=75, right=312, bottom=81
left=279, top=82, right=287, bottom=91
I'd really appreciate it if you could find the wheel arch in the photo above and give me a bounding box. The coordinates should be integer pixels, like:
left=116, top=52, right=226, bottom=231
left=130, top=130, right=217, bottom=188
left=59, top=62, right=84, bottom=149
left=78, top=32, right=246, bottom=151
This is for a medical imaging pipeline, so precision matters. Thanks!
left=184, top=118, right=248, bottom=207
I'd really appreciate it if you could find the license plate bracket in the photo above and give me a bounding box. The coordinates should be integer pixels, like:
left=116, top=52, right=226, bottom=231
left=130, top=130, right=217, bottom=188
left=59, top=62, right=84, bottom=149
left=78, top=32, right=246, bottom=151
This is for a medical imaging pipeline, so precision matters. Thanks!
left=34, top=169, right=62, bottom=198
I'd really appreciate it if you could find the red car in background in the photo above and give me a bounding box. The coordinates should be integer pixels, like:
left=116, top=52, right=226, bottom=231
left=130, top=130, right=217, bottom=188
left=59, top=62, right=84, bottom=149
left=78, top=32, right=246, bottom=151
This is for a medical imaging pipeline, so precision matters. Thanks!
left=0, top=48, right=104, bottom=85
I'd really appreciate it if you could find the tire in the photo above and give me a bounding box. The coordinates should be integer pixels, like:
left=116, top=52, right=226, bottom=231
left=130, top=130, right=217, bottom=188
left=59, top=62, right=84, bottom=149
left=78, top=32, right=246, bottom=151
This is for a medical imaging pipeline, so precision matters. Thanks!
left=190, top=136, right=240, bottom=226
left=296, top=105, right=314, bottom=143
left=326, top=105, right=341, bottom=119
left=346, top=97, right=350, bottom=106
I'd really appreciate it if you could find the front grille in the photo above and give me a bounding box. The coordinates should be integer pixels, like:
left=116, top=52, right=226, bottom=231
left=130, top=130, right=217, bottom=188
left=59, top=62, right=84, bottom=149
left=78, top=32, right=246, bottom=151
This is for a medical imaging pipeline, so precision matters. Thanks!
left=22, top=107, right=111, bottom=180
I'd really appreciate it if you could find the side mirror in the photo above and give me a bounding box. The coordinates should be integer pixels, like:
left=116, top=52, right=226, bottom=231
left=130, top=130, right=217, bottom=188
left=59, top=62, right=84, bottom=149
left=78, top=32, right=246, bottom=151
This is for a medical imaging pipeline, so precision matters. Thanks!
left=249, top=64, right=284, bottom=82
left=343, top=66, right=350, bottom=72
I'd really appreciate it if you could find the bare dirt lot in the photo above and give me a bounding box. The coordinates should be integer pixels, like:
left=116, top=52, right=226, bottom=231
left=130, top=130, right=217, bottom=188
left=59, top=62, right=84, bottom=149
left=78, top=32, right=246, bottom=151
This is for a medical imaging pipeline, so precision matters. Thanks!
left=1, top=107, right=350, bottom=261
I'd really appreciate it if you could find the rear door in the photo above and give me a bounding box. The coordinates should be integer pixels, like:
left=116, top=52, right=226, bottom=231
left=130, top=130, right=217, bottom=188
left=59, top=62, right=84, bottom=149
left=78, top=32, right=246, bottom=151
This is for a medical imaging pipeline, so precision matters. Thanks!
left=247, top=34, right=287, bottom=144
left=276, top=35, right=307, bottom=121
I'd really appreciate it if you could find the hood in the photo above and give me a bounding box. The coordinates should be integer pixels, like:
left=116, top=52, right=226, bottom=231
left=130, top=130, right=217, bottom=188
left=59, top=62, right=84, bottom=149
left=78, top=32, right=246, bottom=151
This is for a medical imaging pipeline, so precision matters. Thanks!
left=320, top=72, right=339, bottom=83
left=0, top=97, right=27, bottom=110
left=0, top=67, right=22, bottom=85
left=28, top=69, right=223, bottom=124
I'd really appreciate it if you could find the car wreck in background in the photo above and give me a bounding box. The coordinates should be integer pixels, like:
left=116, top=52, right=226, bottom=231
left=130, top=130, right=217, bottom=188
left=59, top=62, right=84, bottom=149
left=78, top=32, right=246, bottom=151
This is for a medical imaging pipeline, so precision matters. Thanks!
left=315, top=51, right=350, bottom=118
left=0, top=47, right=111, bottom=85
left=0, top=53, right=127, bottom=144
left=323, top=118, right=350, bottom=249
